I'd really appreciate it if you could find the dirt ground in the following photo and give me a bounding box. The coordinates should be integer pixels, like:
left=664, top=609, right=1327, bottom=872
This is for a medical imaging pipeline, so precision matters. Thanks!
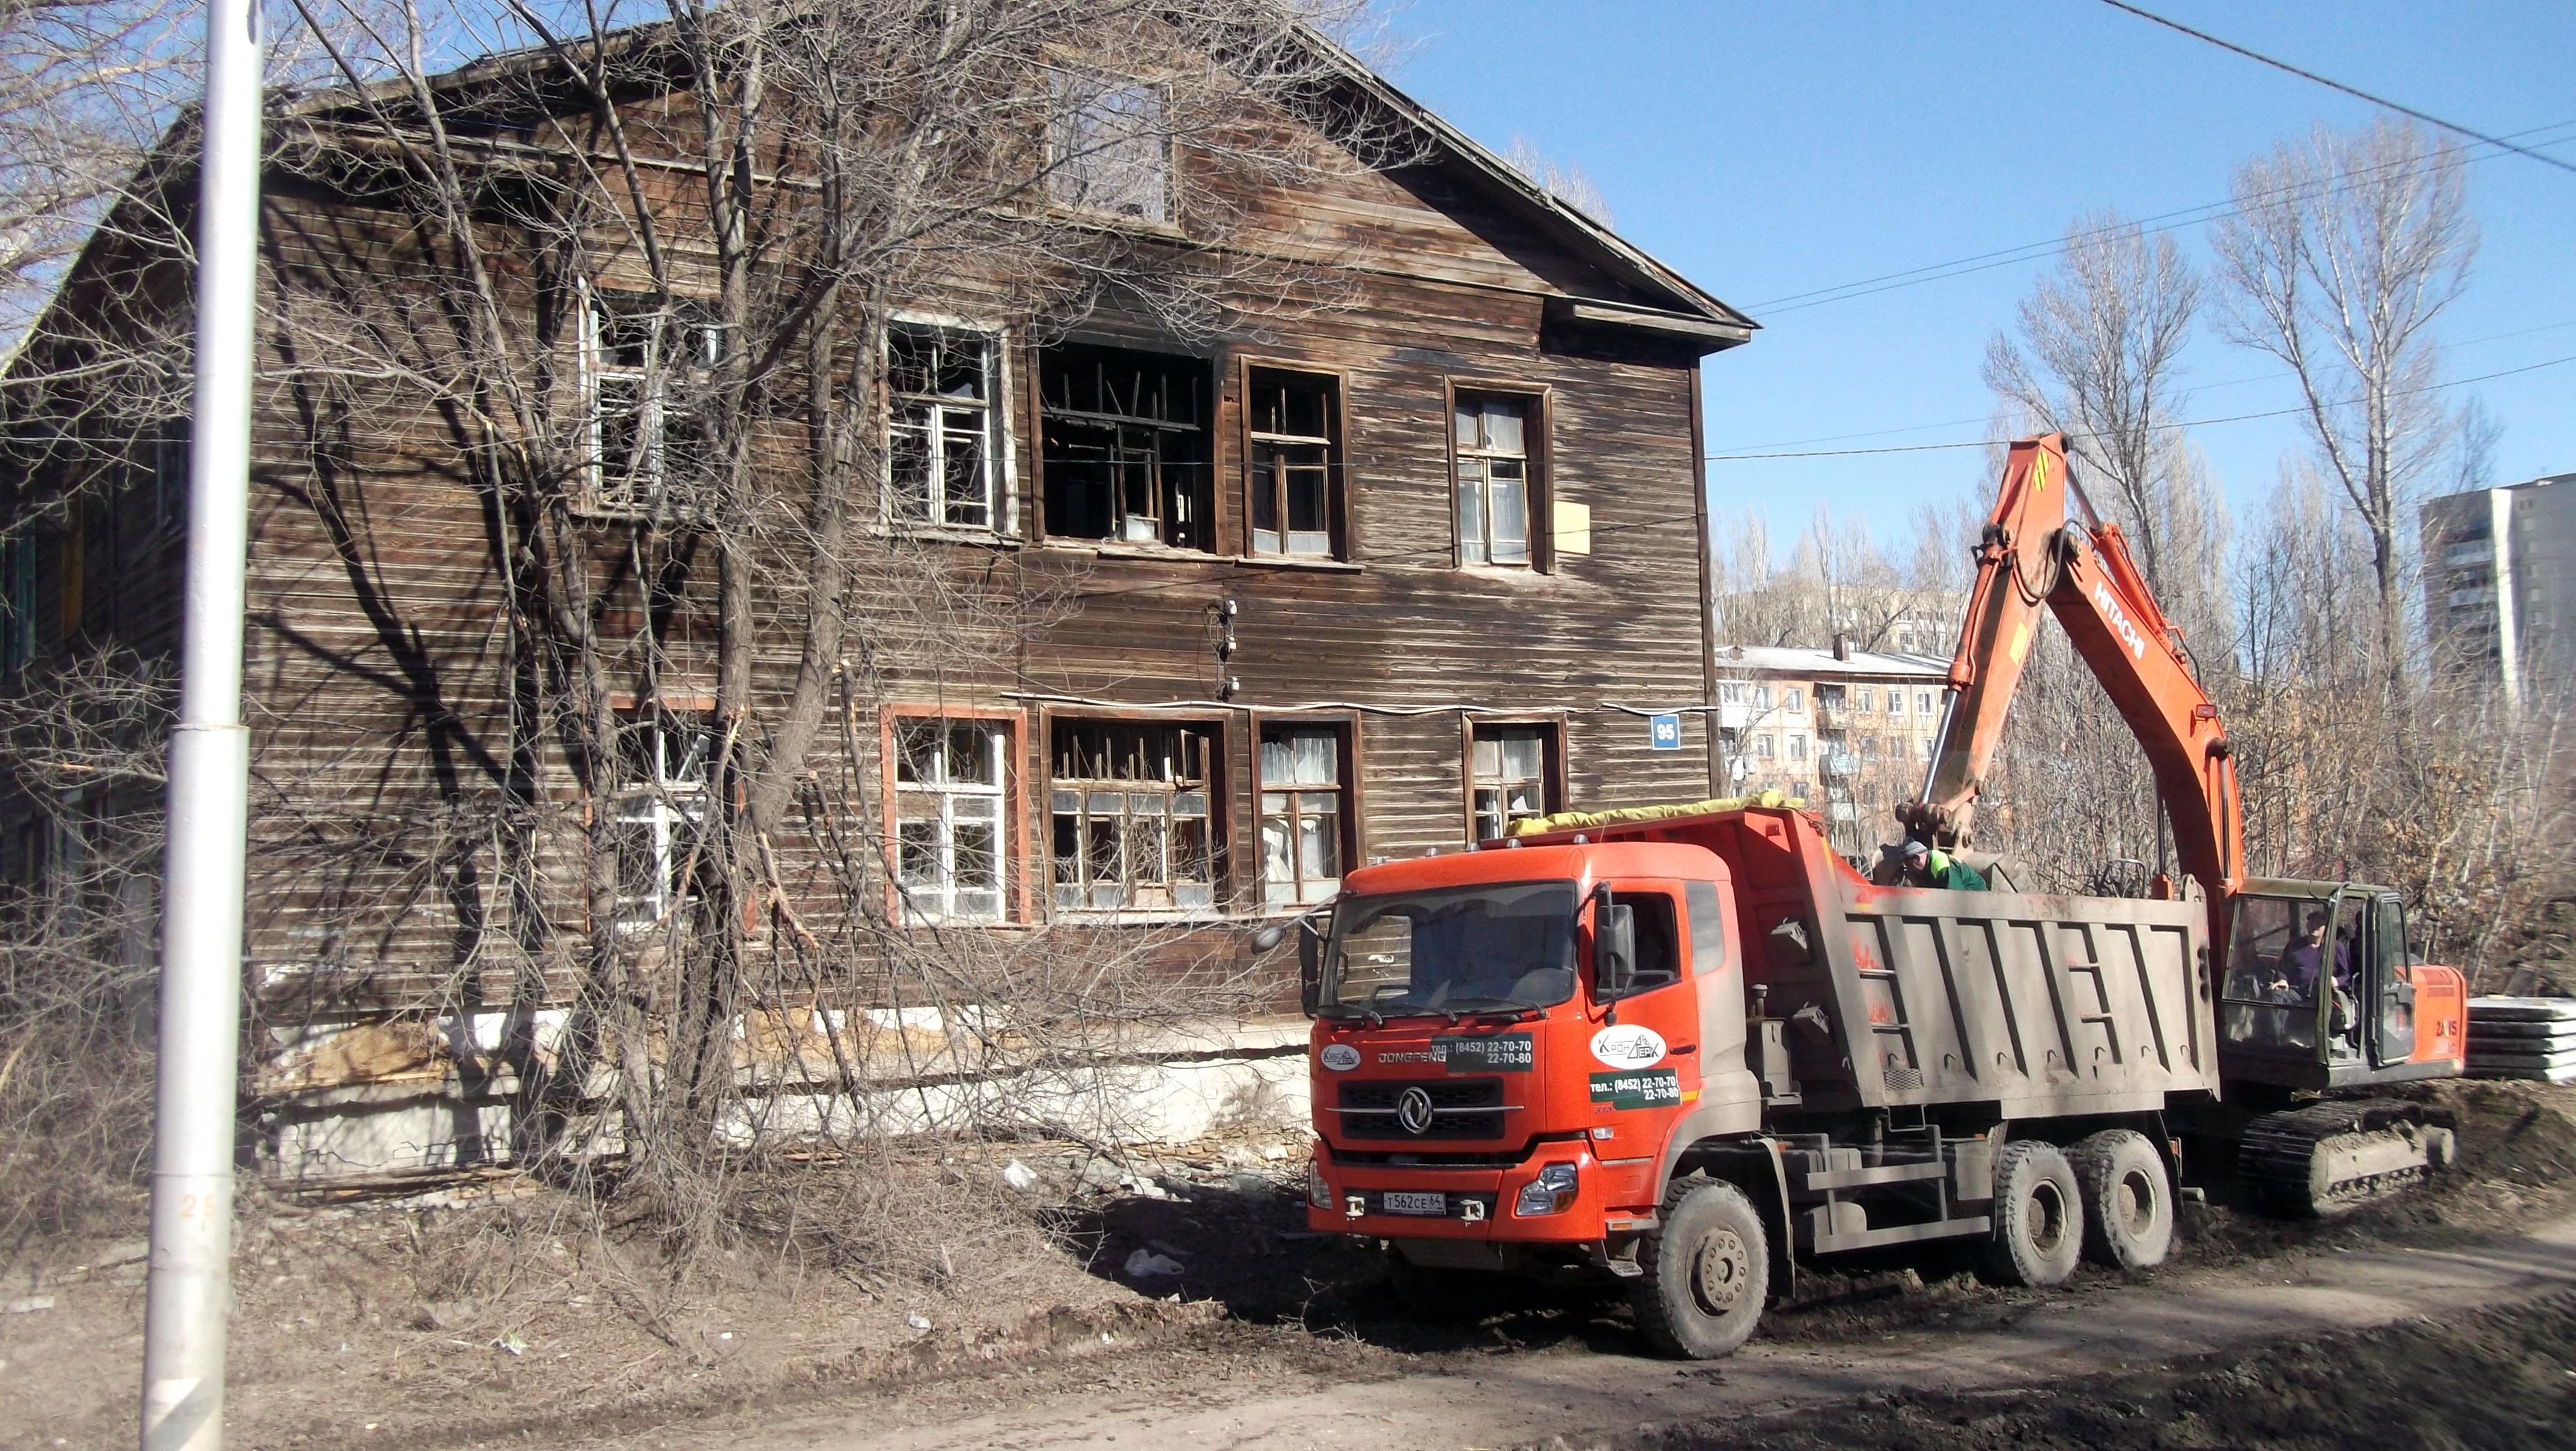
left=1603, top=1285, right=2576, bottom=1451
left=5, top=1081, right=2576, bottom=1450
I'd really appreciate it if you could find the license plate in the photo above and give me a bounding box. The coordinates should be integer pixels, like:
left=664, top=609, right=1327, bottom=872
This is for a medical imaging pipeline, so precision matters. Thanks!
left=1382, top=1190, right=1446, bottom=1216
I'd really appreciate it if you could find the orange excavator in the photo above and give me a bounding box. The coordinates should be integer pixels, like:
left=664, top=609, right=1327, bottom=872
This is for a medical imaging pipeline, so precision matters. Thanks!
left=1903, top=434, right=2467, bottom=1215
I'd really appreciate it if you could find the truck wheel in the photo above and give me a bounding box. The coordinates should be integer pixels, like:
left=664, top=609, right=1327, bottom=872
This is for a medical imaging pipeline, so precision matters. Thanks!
left=1982, top=1141, right=2083, bottom=1288
left=2070, top=1130, right=2173, bottom=1270
left=1630, top=1177, right=1769, bottom=1359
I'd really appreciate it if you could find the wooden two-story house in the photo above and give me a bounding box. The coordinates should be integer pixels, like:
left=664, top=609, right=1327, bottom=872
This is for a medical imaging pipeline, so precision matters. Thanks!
left=0, top=17, right=1754, bottom=1178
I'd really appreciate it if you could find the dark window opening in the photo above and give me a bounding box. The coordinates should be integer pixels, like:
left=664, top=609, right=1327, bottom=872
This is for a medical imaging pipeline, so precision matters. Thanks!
left=1248, top=368, right=1341, bottom=558
left=1050, top=719, right=1219, bottom=913
left=1469, top=723, right=1560, bottom=843
left=1040, top=344, right=1212, bottom=550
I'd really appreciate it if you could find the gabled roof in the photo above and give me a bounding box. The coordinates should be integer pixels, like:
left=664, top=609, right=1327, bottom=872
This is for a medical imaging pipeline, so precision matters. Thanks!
left=16, top=14, right=1754, bottom=367
left=1291, top=25, right=1754, bottom=349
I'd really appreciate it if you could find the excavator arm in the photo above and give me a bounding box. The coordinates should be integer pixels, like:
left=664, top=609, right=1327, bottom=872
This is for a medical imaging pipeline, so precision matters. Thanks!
left=1903, top=435, right=2243, bottom=905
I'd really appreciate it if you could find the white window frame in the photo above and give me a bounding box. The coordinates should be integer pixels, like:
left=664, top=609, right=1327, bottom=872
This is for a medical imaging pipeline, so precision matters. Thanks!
left=893, top=718, right=1010, bottom=923
left=611, top=711, right=713, bottom=936
left=884, top=315, right=1013, bottom=533
left=580, top=282, right=721, bottom=517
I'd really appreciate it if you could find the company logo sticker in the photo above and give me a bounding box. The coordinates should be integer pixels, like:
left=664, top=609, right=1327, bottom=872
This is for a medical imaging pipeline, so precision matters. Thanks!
left=1319, top=1043, right=1361, bottom=1072
left=1590, top=1024, right=1668, bottom=1069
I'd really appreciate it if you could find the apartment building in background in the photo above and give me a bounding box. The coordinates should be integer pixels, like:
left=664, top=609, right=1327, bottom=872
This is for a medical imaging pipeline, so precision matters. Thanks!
left=1712, top=641, right=1953, bottom=859
left=2420, top=473, right=2575, bottom=710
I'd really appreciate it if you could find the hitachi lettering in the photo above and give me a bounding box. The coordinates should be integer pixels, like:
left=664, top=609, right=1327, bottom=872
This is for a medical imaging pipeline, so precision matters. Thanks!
left=2093, top=580, right=2148, bottom=660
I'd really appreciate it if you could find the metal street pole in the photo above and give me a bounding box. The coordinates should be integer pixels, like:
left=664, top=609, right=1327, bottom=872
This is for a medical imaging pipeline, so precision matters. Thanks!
left=141, top=3, right=263, bottom=1449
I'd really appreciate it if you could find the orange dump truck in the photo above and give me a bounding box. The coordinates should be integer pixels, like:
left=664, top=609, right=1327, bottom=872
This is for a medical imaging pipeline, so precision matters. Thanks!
left=1299, top=802, right=2231, bottom=1358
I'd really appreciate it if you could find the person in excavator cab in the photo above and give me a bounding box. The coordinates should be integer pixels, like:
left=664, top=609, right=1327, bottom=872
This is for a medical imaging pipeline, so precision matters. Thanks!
left=1892, top=838, right=1987, bottom=891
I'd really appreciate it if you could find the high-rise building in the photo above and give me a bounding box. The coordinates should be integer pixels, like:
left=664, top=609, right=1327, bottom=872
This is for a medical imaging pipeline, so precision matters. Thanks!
left=2420, top=474, right=2575, bottom=709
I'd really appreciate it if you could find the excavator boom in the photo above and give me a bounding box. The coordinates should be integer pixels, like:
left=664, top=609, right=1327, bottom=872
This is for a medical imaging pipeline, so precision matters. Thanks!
left=1914, top=434, right=2462, bottom=1221
left=1907, top=435, right=2242, bottom=933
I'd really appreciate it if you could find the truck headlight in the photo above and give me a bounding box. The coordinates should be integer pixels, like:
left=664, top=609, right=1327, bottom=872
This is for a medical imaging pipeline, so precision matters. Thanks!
left=1307, top=1162, right=1332, bottom=1210
left=1514, top=1162, right=1580, bottom=1217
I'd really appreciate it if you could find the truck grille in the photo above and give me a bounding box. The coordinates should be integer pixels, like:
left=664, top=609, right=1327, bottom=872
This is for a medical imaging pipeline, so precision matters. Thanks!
left=1335, top=1077, right=1508, bottom=1141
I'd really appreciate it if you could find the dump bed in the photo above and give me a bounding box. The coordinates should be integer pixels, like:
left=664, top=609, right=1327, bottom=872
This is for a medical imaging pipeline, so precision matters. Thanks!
left=1512, top=806, right=2220, bottom=1118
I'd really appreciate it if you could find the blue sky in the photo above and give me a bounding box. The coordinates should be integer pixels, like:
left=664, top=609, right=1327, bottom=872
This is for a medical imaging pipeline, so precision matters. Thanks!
left=1374, top=1, right=2576, bottom=560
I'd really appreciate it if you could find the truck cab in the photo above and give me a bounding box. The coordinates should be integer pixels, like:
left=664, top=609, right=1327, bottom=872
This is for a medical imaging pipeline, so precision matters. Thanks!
left=1299, top=839, right=1755, bottom=1259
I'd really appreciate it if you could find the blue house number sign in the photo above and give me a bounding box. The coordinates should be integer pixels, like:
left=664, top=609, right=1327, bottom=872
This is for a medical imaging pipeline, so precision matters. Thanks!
left=1648, top=713, right=1683, bottom=751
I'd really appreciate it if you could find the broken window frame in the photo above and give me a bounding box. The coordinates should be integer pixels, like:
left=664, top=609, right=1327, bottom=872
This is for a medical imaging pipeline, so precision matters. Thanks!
left=1038, top=343, right=1214, bottom=550
left=1047, top=716, right=1223, bottom=916
left=1244, top=366, right=1344, bottom=560
left=150, top=416, right=189, bottom=536
left=1466, top=720, right=1561, bottom=844
left=887, top=710, right=1018, bottom=924
left=1256, top=718, right=1354, bottom=909
left=2, top=533, right=32, bottom=676
left=1045, top=70, right=1172, bottom=225
left=609, top=705, right=716, bottom=936
left=1450, top=388, right=1544, bottom=569
left=580, top=283, right=723, bottom=519
left=885, top=319, right=1005, bottom=532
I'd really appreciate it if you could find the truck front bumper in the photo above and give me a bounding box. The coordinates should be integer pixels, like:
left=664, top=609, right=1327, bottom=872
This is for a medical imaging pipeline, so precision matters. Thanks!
left=1307, top=1144, right=1651, bottom=1243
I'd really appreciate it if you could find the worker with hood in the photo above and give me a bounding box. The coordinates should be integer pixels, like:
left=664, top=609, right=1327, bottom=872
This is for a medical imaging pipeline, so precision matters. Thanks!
left=1896, top=837, right=1987, bottom=891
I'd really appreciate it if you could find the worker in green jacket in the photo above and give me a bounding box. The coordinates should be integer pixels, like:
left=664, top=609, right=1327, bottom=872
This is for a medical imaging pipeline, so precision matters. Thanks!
left=1897, top=838, right=1987, bottom=891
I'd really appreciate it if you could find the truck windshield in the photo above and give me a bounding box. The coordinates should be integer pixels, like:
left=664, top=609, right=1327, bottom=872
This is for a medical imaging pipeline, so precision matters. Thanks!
left=1319, top=880, right=1579, bottom=1018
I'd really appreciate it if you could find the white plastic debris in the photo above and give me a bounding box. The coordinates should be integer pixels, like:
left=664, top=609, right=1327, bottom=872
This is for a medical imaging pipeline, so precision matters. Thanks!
left=1001, top=1160, right=1040, bottom=1192
left=495, top=1331, right=527, bottom=1356
left=907, top=1313, right=932, bottom=1331
left=1123, top=1248, right=1186, bottom=1279
left=2, top=1297, right=53, bottom=1314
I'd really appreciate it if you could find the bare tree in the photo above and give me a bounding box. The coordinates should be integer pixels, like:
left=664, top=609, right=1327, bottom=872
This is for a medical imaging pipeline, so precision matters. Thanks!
left=2212, top=118, right=2476, bottom=686
left=222, top=0, right=1395, bottom=1235
left=1982, top=210, right=2213, bottom=637
left=1501, top=135, right=1612, bottom=225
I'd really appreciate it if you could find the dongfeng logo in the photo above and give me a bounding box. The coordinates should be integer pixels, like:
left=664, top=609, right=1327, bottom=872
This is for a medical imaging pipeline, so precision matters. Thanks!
left=1396, top=1086, right=1437, bottom=1134
left=1319, top=1043, right=1361, bottom=1072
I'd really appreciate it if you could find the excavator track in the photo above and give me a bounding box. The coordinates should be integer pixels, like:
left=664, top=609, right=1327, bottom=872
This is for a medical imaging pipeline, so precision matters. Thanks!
left=2239, top=1099, right=2458, bottom=1218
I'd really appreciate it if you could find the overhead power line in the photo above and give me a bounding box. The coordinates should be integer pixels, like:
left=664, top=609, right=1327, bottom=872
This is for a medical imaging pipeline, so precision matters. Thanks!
left=1703, top=351, right=2576, bottom=461
left=2098, top=0, right=2576, bottom=177
left=1745, top=117, right=2576, bottom=315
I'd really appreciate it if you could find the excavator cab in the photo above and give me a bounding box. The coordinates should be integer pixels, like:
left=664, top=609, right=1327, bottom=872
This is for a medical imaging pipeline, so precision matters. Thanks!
left=2220, top=878, right=2435, bottom=1090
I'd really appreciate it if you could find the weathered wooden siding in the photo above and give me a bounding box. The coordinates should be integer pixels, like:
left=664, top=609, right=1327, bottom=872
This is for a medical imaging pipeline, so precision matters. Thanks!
left=4, top=44, right=1742, bottom=1174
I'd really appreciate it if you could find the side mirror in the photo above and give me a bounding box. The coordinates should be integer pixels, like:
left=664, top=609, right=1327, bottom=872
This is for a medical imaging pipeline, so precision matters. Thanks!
left=1597, top=903, right=1637, bottom=999
left=1297, top=920, right=1324, bottom=1016
left=1249, top=924, right=1288, bottom=954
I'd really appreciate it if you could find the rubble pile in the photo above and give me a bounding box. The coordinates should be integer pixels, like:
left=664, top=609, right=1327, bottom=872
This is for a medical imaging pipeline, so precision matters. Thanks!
left=2465, top=996, right=2576, bottom=1083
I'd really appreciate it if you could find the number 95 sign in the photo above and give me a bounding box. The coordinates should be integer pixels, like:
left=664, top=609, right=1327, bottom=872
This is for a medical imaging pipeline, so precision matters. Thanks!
left=1648, top=713, right=1683, bottom=751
